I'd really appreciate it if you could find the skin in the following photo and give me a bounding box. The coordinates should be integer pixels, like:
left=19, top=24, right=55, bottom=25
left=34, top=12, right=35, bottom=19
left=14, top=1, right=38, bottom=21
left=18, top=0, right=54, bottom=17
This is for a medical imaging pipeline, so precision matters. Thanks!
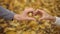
left=13, top=8, right=56, bottom=21
left=14, top=8, right=36, bottom=21
left=34, top=9, right=56, bottom=21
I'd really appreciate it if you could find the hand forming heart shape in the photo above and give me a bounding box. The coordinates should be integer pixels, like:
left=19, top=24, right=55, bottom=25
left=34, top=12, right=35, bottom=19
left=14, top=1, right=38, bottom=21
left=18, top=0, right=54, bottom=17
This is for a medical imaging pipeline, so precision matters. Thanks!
left=14, top=8, right=55, bottom=21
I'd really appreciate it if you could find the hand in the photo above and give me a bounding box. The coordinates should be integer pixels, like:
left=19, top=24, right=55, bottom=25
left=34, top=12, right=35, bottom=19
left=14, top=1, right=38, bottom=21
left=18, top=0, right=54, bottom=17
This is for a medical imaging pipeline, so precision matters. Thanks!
left=35, top=9, right=56, bottom=21
left=14, top=8, right=35, bottom=21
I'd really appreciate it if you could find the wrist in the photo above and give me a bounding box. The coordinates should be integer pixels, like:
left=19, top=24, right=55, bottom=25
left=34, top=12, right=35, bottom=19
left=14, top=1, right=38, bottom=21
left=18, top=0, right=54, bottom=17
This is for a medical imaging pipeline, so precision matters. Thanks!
left=14, top=14, right=17, bottom=20
left=14, top=14, right=21, bottom=20
left=49, top=16, right=56, bottom=22
left=52, top=16, right=56, bottom=22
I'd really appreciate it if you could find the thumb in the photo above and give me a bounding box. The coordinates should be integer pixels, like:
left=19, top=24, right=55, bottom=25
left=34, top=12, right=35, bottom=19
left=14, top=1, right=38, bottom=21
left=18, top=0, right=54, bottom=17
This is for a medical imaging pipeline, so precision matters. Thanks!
left=26, top=17, right=36, bottom=21
left=39, top=17, right=44, bottom=21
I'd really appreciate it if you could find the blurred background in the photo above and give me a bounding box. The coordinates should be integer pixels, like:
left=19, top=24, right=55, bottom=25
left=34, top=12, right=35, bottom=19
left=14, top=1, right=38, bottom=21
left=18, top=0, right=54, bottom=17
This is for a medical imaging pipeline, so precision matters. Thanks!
left=0, top=0, right=60, bottom=34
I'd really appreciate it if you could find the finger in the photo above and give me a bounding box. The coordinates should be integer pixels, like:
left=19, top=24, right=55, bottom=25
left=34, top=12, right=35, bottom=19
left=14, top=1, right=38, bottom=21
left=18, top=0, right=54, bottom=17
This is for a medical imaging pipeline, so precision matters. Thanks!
left=35, top=9, right=45, bottom=14
left=26, top=17, right=36, bottom=21
left=37, top=9, right=45, bottom=13
left=24, top=8, right=35, bottom=14
left=39, top=16, right=45, bottom=21
left=25, top=8, right=34, bottom=11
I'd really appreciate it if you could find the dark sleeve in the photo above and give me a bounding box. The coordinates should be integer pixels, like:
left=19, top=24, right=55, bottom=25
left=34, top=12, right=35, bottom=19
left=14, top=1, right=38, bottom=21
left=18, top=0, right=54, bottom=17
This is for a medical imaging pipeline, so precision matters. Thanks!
left=0, top=6, right=16, bottom=20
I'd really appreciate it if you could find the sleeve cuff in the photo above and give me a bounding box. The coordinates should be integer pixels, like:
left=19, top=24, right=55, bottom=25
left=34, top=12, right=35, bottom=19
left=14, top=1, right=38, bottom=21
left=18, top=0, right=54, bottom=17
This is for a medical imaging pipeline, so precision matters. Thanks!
left=3, top=11, right=16, bottom=20
left=0, top=6, right=16, bottom=20
left=55, top=17, right=60, bottom=25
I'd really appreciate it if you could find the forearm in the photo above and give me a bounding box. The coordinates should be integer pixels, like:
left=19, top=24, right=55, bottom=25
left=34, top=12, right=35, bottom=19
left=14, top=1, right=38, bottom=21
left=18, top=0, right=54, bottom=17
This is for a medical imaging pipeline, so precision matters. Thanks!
left=0, top=6, right=16, bottom=20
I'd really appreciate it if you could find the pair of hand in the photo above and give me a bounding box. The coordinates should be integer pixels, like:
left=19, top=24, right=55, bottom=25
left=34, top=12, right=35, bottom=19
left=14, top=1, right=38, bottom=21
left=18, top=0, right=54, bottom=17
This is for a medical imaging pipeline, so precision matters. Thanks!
left=14, top=8, right=56, bottom=21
